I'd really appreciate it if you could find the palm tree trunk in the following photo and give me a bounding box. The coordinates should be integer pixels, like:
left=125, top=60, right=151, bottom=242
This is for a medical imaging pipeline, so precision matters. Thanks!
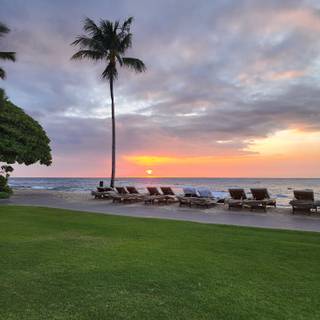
left=109, top=77, right=116, bottom=188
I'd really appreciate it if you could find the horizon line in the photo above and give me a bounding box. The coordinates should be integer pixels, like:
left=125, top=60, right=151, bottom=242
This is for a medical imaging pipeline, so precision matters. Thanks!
left=10, top=176, right=320, bottom=179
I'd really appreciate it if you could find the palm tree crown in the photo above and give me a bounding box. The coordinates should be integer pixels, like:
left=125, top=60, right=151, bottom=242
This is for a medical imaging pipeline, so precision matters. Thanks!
left=0, top=22, right=16, bottom=79
left=71, top=17, right=146, bottom=187
left=71, top=17, right=146, bottom=80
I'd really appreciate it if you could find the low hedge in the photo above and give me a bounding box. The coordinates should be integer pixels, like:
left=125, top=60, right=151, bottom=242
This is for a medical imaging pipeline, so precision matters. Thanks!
left=0, top=191, right=10, bottom=199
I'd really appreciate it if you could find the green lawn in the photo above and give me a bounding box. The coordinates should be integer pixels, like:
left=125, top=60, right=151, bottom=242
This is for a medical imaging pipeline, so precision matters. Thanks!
left=1, top=206, right=320, bottom=320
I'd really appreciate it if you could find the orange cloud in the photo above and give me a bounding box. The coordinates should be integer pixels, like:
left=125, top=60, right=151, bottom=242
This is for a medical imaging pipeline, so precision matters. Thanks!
left=121, top=129, right=320, bottom=178
left=271, top=9, right=320, bottom=32
left=123, top=155, right=252, bottom=166
left=268, top=70, right=305, bottom=81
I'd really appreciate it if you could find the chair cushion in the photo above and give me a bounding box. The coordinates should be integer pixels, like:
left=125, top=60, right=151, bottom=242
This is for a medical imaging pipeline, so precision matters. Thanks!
left=183, top=187, right=199, bottom=197
left=197, top=187, right=214, bottom=198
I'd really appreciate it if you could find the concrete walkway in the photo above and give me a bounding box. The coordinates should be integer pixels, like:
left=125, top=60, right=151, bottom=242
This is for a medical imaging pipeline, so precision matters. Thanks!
left=1, top=190, right=320, bottom=233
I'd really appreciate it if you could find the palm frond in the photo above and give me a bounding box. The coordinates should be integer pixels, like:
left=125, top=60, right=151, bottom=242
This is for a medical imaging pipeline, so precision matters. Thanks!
left=83, top=17, right=101, bottom=37
left=115, top=54, right=123, bottom=66
left=71, top=36, right=105, bottom=52
left=100, top=20, right=114, bottom=36
left=121, top=17, right=133, bottom=33
left=0, top=67, right=6, bottom=79
left=122, top=57, right=146, bottom=73
left=113, top=20, right=120, bottom=32
left=102, top=62, right=118, bottom=80
left=0, top=22, right=10, bottom=36
left=71, top=50, right=104, bottom=61
left=119, top=33, right=132, bottom=52
left=0, top=51, right=16, bottom=62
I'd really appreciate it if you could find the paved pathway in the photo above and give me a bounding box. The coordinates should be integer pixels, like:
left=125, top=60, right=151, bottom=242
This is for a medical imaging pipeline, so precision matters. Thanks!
left=1, top=190, right=320, bottom=232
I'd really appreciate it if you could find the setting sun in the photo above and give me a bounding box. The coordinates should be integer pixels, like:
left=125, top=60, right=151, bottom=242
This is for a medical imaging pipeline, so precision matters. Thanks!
left=146, top=169, right=153, bottom=176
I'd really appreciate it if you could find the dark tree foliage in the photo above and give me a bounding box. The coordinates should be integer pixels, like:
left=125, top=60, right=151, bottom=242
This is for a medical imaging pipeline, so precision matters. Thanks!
left=0, top=97, right=52, bottom=166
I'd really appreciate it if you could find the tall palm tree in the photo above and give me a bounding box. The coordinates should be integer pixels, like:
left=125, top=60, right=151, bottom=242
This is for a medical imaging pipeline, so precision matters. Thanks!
left=71, top=17, right=146, bottom=188
left=0, top=22, right=16, bottom=79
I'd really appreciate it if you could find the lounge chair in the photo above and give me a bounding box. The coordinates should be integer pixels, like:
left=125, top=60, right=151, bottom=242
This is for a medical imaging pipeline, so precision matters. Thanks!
left=160, top=186, right=175, bottom=196
left=144, top=187, right=167, bottom=205
left=126, top=186, right=146, bottom=196
left=112, top=186, right=142, bottom=203
left=160, top=187, right=178, bottom=204
left=227, top=188, right=247, bottom=209
left=243, top=188, right=276, bottom=211
left=197, top=187, right=214, bottom=198
left=179, top=187, right=217, bottom=208
left=147, top=187, right=162, bottom=196
left=290, top=190, right=320, bottom=213
left=126, top=186, right=140, bottom=194
left=181, top=197, right=217, bottom=208
left=183, top=186, right=199, bottom=197
left=198, top=187, right=226, bottom=204
left=115, top=186, right=128, bottom=194
left=125, top=186, right=149, bottom=200
left=97, top=186, right=113, bottom=192
left=91, top=186, right=114, bottom=199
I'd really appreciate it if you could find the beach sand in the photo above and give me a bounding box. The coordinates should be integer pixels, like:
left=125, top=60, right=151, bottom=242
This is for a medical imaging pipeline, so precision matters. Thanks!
left=1, top=189, right=320, bottom=232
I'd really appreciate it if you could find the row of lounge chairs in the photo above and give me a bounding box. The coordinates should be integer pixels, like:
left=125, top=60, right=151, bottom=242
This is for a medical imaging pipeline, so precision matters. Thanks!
left=114, top=186, right=178, bottom=205
left=92, top=186, right=178, bottom=205
left=227, top=188, right=320, bottom=213
left=92, top=186, right=220, bottom=208
left=227, top=188, right=276, bottom=212
left=92, top=185, right=319, bottom=213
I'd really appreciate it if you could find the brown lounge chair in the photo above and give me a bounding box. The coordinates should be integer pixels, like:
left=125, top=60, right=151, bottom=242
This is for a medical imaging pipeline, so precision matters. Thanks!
left=243, top=188, right=276, bottom=211
left=115, top=186, right=128, bottom=194
left=112, top=187, right=142, bottom=203
left=126, top=186, right=140, bottom=194
left=144, top=187, right=169, bottom=205
left=289, top=190, right=320, bottom=214
left=160, top=187, right=178, bottom=203
left=160, top=186, right=175, bottom=196
left=126, top=186, right=145, bottom=196
left=227, top=188, right=248, bottom=209
left=146, top=187, right=161, bottom=196
left=126, top=186, right=148, bottom=200
left=91, top=187, right=114, bottom=199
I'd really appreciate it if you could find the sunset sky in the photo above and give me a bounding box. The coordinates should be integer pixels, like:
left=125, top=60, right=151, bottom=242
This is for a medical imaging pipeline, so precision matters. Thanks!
left=1, top=0, right=320, bottom=178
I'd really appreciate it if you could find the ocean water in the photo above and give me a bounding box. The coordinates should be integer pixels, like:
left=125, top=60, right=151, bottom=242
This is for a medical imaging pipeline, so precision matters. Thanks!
left=9, top=177, right=320, bottom=207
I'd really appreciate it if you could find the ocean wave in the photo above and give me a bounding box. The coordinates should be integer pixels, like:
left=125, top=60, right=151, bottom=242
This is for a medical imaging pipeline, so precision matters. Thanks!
left=31, top=186, right=54, bottom=190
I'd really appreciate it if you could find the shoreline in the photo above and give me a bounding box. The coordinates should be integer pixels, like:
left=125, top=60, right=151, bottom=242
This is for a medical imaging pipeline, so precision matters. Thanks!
left=8, top=177, right=320, bottom=208
left=1, top=189, right=320, bottom=232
